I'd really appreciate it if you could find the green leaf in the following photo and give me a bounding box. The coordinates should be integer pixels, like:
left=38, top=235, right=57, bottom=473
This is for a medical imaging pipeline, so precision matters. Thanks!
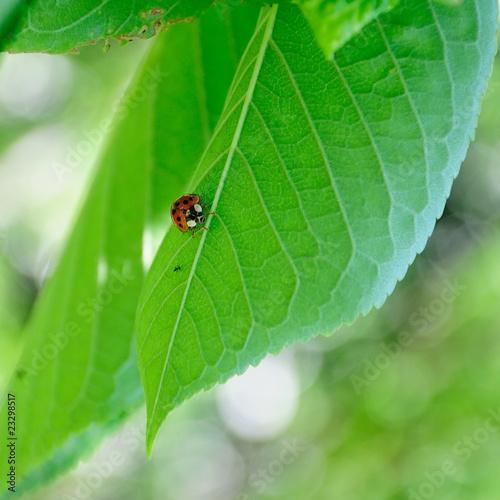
left=432, top=0, right=463, bottom=6
left=137, top=0, right=498, bottom=454
left=0, top=252, right=26, bottom=395
left=3, top=0, right=214, bottom=54
left=0, top=59, right=149, bottom=494
left=296, top=0, right=399, bottom=57
left=0, top=4, right=259, bottom=495
left=0, top=0, right=25, bottom=51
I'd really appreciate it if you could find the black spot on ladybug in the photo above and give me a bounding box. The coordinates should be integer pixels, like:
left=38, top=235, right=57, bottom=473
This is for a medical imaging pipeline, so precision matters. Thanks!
left=176, top=216, right=181, bottom=221
left=179, top=223, right=183, bottom=228
left=175, top=201, right=180, bottom=206
left=183, top=199, right=189, bottom=204
left=189, top=197, right=194, bottom=200
left=172, top=209, right=176, bottom=215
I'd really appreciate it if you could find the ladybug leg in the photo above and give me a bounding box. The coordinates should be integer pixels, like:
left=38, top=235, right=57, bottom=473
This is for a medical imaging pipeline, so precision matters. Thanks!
left=191, top=226, right=209, bottom=238
left=202, top=204, right=217, bottom=216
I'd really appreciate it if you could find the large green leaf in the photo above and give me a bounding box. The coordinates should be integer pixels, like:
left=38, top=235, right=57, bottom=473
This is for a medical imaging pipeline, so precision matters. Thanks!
left=137, top=0, right=497, bottom=454
left=0, top=4, right=259, bottom=495
left=0, top=252, right=26, bottom=395
left=2, top=0, right=214, bottom=54
left=0, top=59, right=149, bottom=496
left=296, top=0, right=399, bottom=58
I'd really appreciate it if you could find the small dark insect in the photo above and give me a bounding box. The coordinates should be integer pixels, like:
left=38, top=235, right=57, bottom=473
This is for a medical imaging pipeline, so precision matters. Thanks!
left=174, top=265, right=182, bottom=272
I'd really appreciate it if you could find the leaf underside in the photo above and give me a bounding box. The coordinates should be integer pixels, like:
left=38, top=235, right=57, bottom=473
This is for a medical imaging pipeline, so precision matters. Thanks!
left=136, top=0, right=497, bottom=454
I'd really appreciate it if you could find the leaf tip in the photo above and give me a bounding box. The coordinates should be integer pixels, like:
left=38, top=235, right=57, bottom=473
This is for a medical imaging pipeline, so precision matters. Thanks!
left=145, top=418, right=160, bottom=459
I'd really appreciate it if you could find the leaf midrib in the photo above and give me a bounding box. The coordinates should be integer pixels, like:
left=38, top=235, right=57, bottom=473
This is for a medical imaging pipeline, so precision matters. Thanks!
left=145, top=4, right=279, bottom=451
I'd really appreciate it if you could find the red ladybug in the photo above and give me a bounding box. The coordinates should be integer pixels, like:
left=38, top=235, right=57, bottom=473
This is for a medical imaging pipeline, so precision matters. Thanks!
left=170, top=194, right=213, bottom=236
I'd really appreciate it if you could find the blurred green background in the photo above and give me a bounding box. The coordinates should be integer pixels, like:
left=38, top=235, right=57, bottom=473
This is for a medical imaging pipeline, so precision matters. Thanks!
left=1, top=11, right=500, bottom=500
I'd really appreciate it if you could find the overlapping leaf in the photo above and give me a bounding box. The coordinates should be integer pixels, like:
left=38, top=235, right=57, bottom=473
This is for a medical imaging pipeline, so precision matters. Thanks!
left=296, top=0, right=399, bottom=57
left=2, top=0, right=214, bottom=53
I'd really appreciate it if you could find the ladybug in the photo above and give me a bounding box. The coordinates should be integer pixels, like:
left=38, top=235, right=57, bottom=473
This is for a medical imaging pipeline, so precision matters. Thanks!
left=170, top=194, right=213, bottom=236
